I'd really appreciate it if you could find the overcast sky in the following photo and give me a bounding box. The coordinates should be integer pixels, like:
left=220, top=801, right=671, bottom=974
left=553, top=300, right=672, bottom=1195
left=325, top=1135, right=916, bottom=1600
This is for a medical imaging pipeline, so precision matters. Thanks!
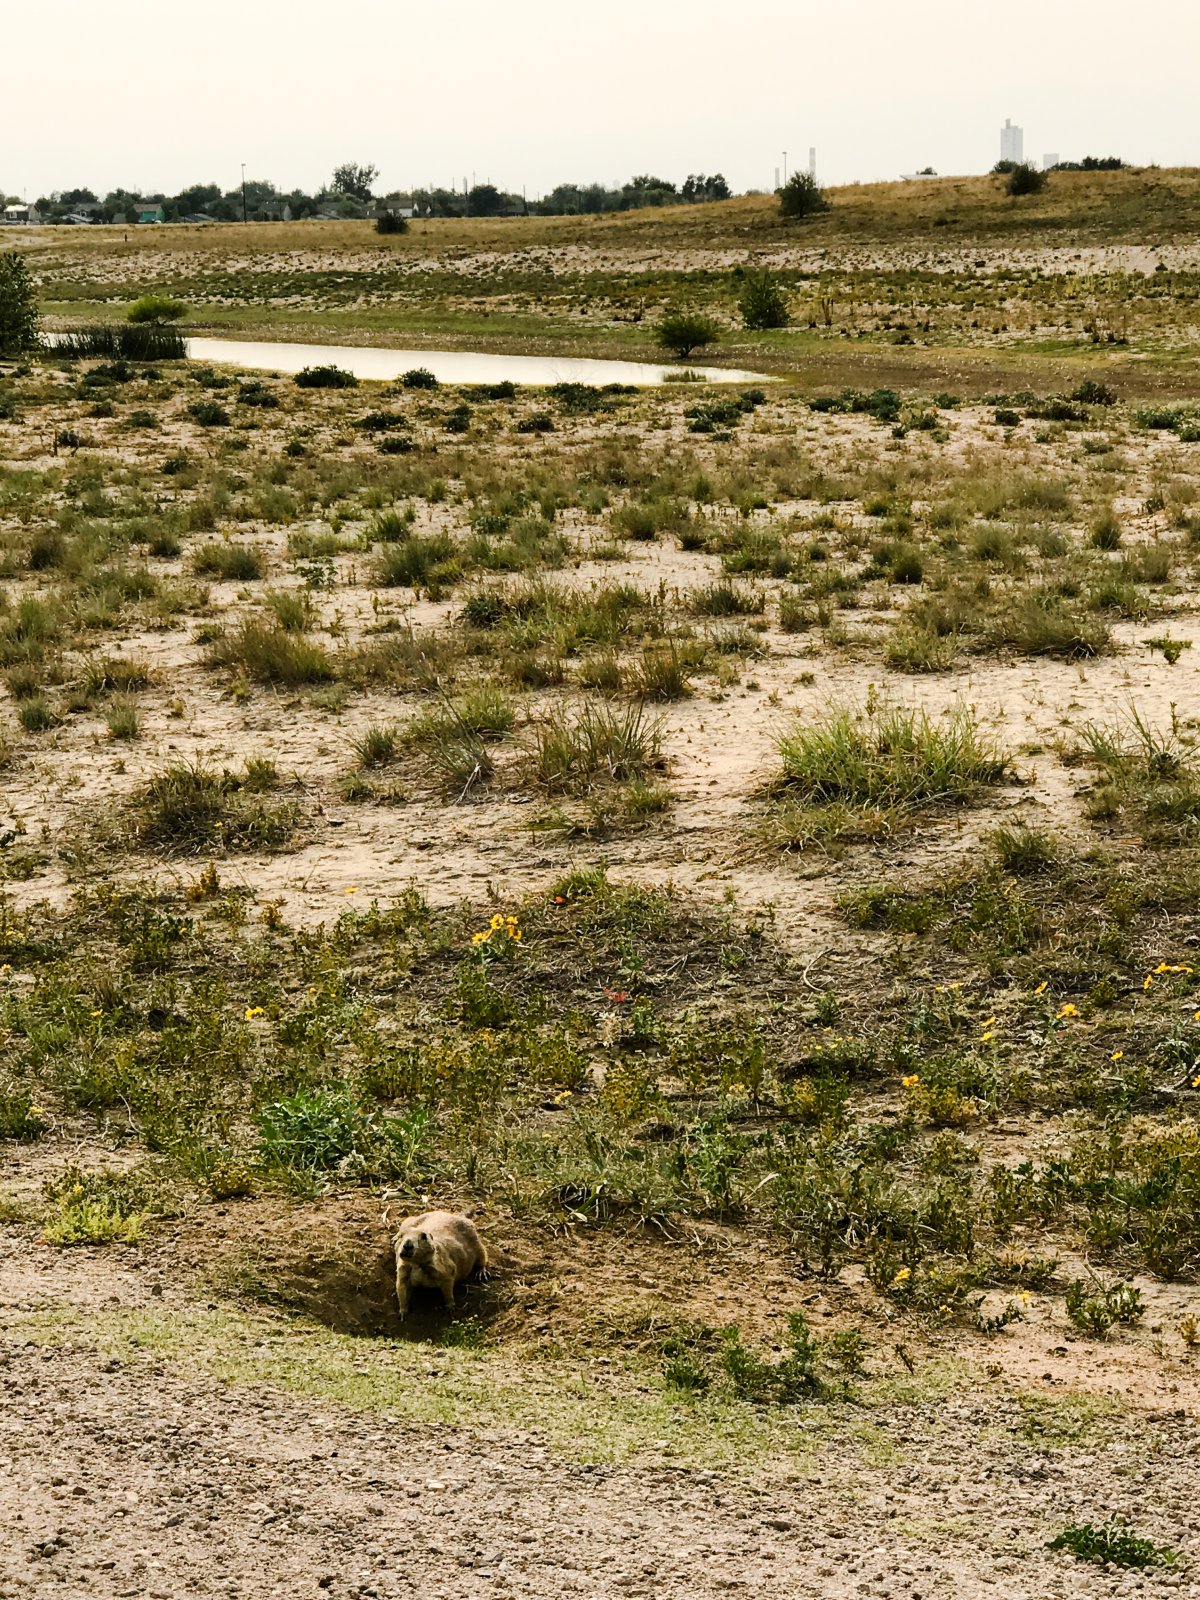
left=5, top=0, right=1197, bottom=199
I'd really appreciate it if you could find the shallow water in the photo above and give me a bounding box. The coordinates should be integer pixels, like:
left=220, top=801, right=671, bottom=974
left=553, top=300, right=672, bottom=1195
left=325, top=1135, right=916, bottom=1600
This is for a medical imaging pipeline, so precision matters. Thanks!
left=186, top=336, right=764, bottom=387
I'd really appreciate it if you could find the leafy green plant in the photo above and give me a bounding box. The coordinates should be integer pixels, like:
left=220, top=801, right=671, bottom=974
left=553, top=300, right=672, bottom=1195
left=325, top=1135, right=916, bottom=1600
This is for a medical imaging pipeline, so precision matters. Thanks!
left=656, top=310, right=720, bottom=359
left=1049, top=1522, right=1180, bottom=1570
left=1007, top=163, right=1048, bottom=196
left=0, top=254, right=40, bottom=354
left=738, top=271, right=790, bottom=330
left=127, top=294, right=187, bottom=324
left=294, top=365, right=358, bottom=389
left=721, top=1313, right=827, bottom=1403
left=1064, top=1277, right=1145, bottom=1337
left=0, top=1082, right=47, bottom=1141
left=42, top=1166, right=174, bottom=1245
left=779, top=170, right=830, bottom=219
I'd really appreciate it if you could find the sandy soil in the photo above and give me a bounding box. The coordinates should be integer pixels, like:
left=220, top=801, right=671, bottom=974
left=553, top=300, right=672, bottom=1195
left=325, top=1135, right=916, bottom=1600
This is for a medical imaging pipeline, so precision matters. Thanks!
left=2, top=1230, right=1198, bottom=1600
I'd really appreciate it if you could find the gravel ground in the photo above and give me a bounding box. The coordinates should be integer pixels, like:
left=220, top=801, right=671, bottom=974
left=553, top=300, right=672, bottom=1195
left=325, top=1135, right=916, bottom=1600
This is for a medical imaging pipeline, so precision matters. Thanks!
left=1, top=1239, right=1196, bottom=1600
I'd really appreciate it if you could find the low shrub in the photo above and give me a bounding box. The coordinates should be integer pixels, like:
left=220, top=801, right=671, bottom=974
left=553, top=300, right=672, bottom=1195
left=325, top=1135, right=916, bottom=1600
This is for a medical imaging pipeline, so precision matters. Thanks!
left=656, top=310, right=720, bottom=359
left=294, top=365, right=358, bottom=389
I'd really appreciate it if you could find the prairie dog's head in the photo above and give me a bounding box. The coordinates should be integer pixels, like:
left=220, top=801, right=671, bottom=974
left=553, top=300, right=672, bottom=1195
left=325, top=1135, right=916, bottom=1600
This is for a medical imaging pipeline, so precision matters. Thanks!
left=399, top=1229, right=433, bottom=1263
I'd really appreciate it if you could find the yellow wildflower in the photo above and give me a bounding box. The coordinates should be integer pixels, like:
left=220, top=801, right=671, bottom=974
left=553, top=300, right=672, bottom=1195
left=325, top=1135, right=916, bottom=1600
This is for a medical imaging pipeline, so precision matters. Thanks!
left=491, top=914, right=505, bottom=929
left=892, top=1267, right=911, bottom=1286
left=980, top=1031, right=996, bottom=1044
left=344, top=886, right=358, bottom=896
left=902, top=1074, right=920, bottom=1088
left=1057, top=1003, right=1078, bottom=1019
left=1143, top=975, right=1154, bottom=992
left=1110, top=1050, right=1124, bottom=1062
left=1033, top=981, right=1048, bottom=996
left=244, top=1006, right=265, bottom=1020
left=982, top=1016, right=997, bottom=1028
left=472, top=931, right=488, bottom=945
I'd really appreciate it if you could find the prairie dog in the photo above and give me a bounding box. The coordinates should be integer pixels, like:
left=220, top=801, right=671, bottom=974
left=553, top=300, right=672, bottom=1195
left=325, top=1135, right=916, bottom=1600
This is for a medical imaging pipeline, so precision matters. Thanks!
left=394, top=1210, right=487, bottom=1320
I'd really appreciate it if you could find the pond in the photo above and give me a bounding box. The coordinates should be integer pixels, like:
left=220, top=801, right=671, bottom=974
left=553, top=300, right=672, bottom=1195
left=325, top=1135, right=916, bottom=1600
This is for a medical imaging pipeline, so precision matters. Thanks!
left=185, top=337, right=765, bottom=387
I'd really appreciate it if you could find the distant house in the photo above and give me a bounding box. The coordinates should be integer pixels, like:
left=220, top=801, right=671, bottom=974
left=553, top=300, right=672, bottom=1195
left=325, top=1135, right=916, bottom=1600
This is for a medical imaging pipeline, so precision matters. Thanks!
left=137, top=205, right=165, bottom=224
left=2, top=202, right=41, bottom=225
left=371, top=197, right=414, bottom=220
left=62, top=212, right=100, bottom=226
left=253, top=201, right=292, bottom=222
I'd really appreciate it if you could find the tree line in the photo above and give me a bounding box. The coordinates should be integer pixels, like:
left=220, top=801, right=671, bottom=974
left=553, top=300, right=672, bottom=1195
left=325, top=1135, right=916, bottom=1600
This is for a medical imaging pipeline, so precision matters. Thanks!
left=12, top=165, right=736, bottom=225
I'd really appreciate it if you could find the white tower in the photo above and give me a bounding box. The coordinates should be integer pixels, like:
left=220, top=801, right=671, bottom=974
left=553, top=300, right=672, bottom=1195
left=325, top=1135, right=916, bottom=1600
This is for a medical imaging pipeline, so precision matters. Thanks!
left=1001, top=119, right=1024, bottom=165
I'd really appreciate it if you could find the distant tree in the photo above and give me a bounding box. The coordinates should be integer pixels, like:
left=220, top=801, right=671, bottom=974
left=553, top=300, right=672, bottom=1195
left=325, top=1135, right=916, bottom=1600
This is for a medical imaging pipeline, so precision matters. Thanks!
left=622, top=175, right=678, bottom=209
left=467, top=183, right=504, bottom=216
left=127, top=294, right=188, bottom=324
left=101, top=188, right=145, bottom=222
left=992, top=160, right=1017, bottom=175
left=779, top=171, right=830, bottom=220
left=1006, top=163, right=1047, bottom=196
left=375, top=211, right=408, bottom=235
left=682, top=174, right=731, bottom=203
left=168, top=182, right=222, bottom=220
left=738, top=270, right=789, bottom=330
left=332, top=162, right=378, bottom=202
left=656, top=309, right=720, bottom=358
left=1053, top=156, right=1126, bottom=172
left=0, top=254, right=40, bottom=355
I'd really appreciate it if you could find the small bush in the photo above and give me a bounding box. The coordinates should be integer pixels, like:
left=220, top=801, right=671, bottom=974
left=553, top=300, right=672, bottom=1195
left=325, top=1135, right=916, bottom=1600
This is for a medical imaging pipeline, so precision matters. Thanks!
left=776, top=703, right=1007, bottom=809
left=778, top=171, right=830, bottom=220
left=105, top=698, right=140, bottom=740
left=722, top=1314, right=827, bottom=1403
left=375, top=212, right=409, bottom=235
left=16, top=696, right=56, bottom=733
left=127, top=294, right=187, bottom=324
left=1007, top=163, right=1048, bottom=196
left=187, top=399, right=230, bottom=427
left=990, top=822, right=1058, bottom=874
left=656, top=310, right=720, bottom=359
left=527, top=701, right=664, bottom=792
left=209, top=621, right=334, bottom=684
left=1064, top=1278, right=1144, bottom=1337
left=192, top=541, right=266, bottom=581
left=1049, top=1523, right=1179, bottom=1570
left=401, top=367, right=439, bottom=389
left=42, top=1166, right=173, bottom=1245
left=134, top=760, right=297, bottom=854
left=294, top=365, right=358, bottom=389
left=0, top=1082, right=46, bottom=1142
left=0, top=255, right=40, bottom=355
left=738, top=271, right=790, bottom=331
left=375, top=533, right=458, bottom=591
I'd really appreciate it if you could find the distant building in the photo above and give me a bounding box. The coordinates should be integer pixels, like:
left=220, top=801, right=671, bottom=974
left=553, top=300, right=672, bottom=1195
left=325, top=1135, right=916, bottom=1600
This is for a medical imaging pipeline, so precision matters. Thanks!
left=1043, top=153, right=1060, bottom=172
left=137, top=205, right=165, bottom=224
left=900, top=169, right=939, bottom=180
left=1001, top=119, right=1024, bottom=165
left=2, top=202, right=41, bottom=225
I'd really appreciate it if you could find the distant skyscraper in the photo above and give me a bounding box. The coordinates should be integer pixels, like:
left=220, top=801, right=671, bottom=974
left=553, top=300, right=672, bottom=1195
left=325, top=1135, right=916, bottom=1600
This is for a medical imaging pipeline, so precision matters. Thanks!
left=809, top=147, right=817, bottom=179
left=1001, top=119, right=1024, bottom=164
left=1043, top=153, right=1059, bottom=172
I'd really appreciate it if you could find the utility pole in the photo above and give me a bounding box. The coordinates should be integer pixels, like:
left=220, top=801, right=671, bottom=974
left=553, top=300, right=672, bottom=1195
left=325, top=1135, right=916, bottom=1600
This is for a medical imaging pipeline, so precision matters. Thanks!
left=241, top=163, right=247, bottom=223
